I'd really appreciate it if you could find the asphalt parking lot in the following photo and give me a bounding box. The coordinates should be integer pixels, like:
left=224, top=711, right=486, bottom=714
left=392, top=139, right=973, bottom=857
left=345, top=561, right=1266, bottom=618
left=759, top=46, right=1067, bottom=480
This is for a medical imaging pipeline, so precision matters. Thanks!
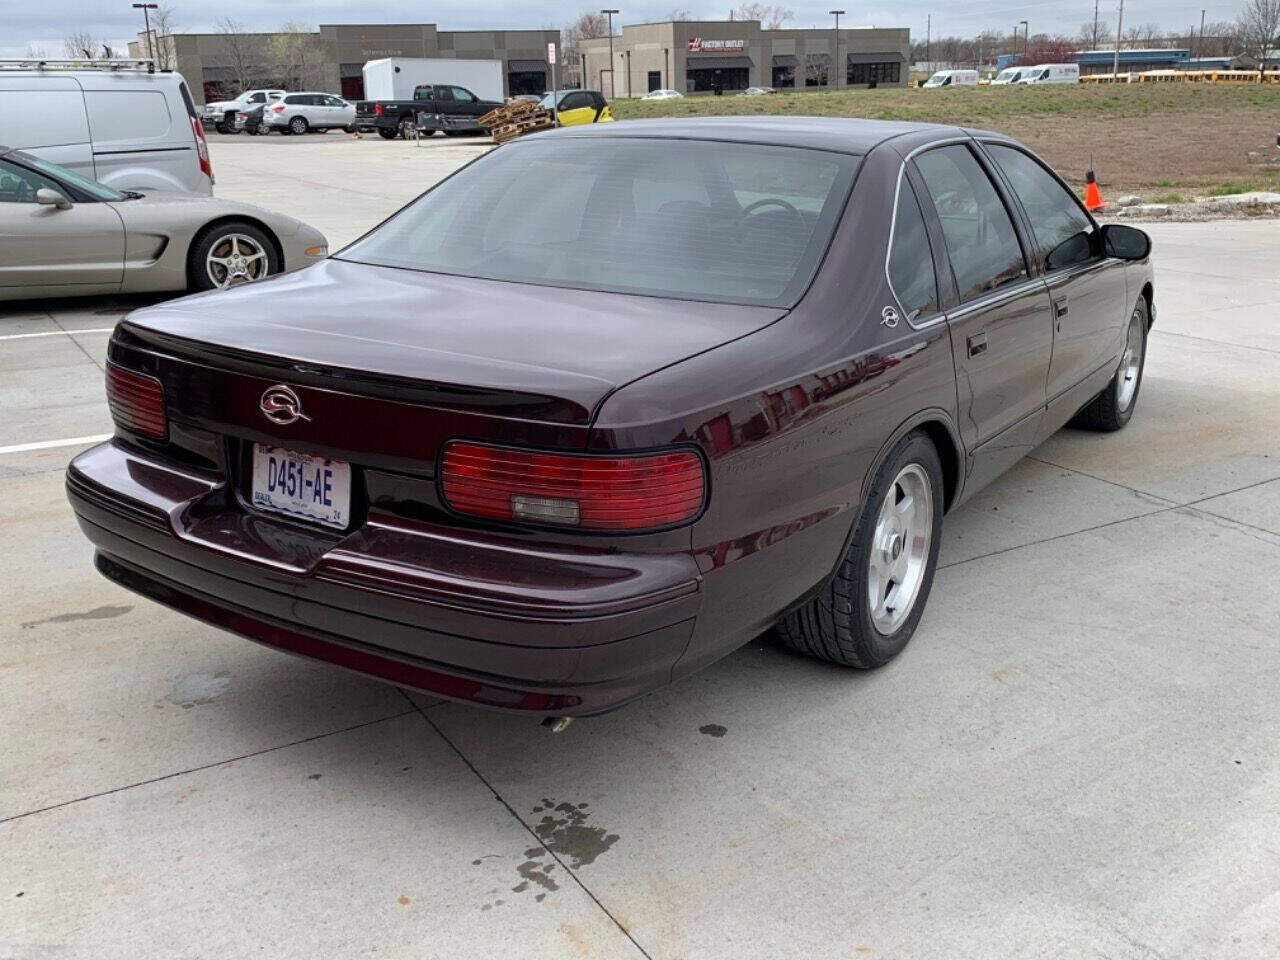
left=3, top=134, right=1279, bottom=960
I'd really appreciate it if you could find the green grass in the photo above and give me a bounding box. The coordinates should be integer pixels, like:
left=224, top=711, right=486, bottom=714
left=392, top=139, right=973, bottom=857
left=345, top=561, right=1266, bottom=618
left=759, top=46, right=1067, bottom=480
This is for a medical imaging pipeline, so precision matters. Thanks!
left=1152, top=194, right=1191, bottom=204
left=612, top=82, right=1280, bottom=126
left=1205, top=179, right=1270, bottom=196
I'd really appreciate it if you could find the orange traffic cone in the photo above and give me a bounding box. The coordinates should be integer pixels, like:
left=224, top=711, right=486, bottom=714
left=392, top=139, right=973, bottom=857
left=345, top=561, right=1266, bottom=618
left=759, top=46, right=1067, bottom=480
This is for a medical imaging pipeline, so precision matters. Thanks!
left=1084, top=169, right=1104, bottom=212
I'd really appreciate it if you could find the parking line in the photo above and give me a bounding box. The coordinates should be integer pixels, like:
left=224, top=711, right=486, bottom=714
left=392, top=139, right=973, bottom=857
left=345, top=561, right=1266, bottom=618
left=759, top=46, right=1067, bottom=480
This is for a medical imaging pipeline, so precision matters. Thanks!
left=0, top=328, right=115, bottom=341
left=0, top=435, right=111, bottom=456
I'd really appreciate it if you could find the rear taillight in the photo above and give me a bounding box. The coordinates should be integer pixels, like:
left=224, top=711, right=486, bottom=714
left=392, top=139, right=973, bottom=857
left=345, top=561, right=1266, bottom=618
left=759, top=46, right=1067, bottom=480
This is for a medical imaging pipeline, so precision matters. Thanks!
left=189, top=116, right=213, bottom=183
left=440, top=442, right=705, bottom=532
left=106, top=363, right=166, bottom=440
left=374, top=103, right=383, bottom=116
left=271, top=103, right=286, bottom=112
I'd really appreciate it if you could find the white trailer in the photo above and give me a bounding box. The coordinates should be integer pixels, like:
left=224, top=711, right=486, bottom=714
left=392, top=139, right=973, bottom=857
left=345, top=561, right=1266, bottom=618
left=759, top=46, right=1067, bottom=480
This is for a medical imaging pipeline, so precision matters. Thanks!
left=361, top=58, right=506, bottom=102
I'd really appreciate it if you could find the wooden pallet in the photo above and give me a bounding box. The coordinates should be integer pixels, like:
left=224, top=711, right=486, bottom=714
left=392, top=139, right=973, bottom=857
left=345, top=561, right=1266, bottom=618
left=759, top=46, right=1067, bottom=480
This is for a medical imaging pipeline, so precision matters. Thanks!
left=479, top=98, right=553, bottom=143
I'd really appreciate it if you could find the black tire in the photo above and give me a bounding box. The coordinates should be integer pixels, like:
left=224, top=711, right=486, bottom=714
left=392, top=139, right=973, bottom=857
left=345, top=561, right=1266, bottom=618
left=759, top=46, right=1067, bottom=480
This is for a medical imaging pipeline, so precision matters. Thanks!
left=777, top=431, right=945, bottom=669
left=377, top=127, right=399, bottom=140
left=1071, top=297, right=1149, bottom=432
left=187, top=221, right=280, bottom=293
left=288, top=116, right=309, bottom=135
left=344, top=124, right=356, bottom=134
left=216, top=113, right=238, bottom=135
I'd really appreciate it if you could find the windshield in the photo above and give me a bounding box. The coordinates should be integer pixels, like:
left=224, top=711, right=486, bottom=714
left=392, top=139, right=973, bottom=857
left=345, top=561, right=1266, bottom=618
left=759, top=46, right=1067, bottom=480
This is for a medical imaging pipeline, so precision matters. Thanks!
left=338, top=137, right=858, bottom=306
left=924, top=73, right=946, bottom=86
left=14, top=152, right=126, bottom=201
left=538, top=91, right=568, bottom=109
left=996, top=69, right=1019, bottom=82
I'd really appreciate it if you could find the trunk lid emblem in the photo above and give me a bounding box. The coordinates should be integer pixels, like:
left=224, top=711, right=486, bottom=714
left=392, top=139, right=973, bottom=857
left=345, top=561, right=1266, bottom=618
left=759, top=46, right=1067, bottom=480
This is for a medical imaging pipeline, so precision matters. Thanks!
left=260, top=385, right=311, bottom=425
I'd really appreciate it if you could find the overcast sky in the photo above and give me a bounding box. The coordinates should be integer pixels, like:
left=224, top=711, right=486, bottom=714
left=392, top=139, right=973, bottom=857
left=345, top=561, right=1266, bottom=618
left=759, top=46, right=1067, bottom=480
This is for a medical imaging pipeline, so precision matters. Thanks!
left=5, top=0, right=1241, bottom=59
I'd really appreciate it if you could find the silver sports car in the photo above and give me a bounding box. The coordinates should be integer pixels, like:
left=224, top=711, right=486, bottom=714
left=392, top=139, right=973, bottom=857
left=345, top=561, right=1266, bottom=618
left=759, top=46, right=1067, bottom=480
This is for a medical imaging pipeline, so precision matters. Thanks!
left=0, top=146, right=328, bottom=302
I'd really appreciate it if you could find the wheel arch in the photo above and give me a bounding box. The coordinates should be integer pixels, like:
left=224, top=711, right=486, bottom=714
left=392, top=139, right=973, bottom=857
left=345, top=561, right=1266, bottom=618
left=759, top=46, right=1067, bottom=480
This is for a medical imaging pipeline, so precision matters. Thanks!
left=186, top=215, right=286, bottom=288
left=1140, top=280, right=1155, bottom=329
left=860, top=408, right=964, bottom=516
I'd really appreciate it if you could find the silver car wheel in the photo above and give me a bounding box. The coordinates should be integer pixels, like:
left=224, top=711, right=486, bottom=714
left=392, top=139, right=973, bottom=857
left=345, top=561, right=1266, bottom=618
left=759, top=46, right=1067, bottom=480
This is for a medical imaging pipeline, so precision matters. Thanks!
left=206, top=234, right=270, bottom=289
left=289, top=117, right=307, bottom=135
left=1116, top=307, right=1144, bottom=412
left=867, top=463, right=934, bottom=635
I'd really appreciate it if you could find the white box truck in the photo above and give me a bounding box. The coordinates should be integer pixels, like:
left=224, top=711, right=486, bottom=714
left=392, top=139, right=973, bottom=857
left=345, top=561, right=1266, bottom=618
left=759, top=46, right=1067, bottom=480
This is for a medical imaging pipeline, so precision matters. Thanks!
left=361, top=58, right=505, bottom=103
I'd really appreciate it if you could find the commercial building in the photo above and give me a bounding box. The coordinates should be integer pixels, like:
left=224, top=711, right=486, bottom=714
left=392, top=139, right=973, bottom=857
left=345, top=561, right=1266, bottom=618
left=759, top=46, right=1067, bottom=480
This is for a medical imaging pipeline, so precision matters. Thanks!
left=128, top=23, right=560, bottom=104
left=578, top=19, right=910, bottom=97
left=1076, top=48, right=1191, bottom=75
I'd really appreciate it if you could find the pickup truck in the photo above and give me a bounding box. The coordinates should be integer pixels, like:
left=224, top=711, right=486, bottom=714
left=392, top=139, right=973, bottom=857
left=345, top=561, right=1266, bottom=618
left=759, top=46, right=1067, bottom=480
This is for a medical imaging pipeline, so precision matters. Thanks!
left=354, top=84, right=502, bottom=139
left=202, top=89, right=286, bottom=134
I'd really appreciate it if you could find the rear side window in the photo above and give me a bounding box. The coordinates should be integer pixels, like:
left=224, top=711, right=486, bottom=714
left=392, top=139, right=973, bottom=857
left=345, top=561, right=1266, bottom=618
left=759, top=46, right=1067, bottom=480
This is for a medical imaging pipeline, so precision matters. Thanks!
left=83, top=91, right=173, bottom=144
left=339, top=137, right=858, bottom=307
left=178, top=81, right=198, bottom=118
left=914, top=144, right=1027, bottom=303
left=986, top=144, right=1097, bottom=271
left=887, top=179, right=939, bottom=320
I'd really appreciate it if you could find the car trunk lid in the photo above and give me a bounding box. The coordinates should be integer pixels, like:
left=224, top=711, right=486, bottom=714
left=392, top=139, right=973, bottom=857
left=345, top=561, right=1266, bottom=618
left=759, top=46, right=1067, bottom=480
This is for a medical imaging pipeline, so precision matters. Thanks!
left=112, top=257, right=785, bottom=467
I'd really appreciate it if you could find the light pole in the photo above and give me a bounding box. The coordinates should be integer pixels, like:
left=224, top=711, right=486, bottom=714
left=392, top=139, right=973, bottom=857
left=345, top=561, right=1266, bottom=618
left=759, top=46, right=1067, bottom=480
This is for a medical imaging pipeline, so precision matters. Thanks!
left=132, top=2, right=158, bottom=62
left=601, top=9, right=619, bottom=98
left=1019, top=20, right=1028, bottom=59
left=1112, top=0, right=1124, bottom=77
left=830, top=10, right=844, bottom=88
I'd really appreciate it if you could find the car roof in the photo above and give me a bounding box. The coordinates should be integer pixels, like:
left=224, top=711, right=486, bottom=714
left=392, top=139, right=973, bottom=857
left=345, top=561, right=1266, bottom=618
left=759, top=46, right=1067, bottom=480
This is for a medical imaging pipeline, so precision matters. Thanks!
left=534, top=116, right=964, bottom=155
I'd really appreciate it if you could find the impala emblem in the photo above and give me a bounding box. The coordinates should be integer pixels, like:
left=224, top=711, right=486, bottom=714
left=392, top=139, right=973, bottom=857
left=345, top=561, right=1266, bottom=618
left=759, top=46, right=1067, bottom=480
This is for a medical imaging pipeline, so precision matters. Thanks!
left=881, top=305, right=900, bottom=328
left=260, top=385, right=311, bottom=425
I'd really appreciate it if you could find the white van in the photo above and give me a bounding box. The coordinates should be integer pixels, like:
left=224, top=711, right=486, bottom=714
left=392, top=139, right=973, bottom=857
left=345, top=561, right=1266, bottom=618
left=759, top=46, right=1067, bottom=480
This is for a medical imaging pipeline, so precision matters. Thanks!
left=0, top=60, right=213, bottom=195
left=990, top=67, right=1025, bottom=85
left=1018, top=63, right=1080, bottom=84
left=922, top=69, right=979, bottom=88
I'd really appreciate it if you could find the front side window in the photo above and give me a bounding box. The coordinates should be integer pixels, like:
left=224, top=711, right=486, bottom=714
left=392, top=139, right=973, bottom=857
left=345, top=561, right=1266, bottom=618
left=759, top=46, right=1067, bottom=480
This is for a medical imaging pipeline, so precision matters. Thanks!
left=914, top=144, right=1027, bottom=303
left=0, top=159, right=59, bottom=203
left=2, top=152, right=124, bottom=202
left=888, top=179, right=939, bottom=319
left=986, top=144, right=1097, bottom=272
left=248, top=93, right=266, bottom=103
left=338, top=138, right=858, bottom=306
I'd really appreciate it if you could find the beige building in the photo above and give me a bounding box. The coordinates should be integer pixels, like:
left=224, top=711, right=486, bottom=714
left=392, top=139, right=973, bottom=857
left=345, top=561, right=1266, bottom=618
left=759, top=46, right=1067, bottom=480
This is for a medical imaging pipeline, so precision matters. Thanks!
left=129, top=23, right=561, bottom=104
left=578, top=20, right=910, bottom=97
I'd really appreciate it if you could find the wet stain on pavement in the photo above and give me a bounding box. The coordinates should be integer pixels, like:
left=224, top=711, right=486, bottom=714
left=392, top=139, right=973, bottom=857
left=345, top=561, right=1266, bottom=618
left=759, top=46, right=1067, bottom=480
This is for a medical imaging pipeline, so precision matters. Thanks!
left=21, top=605, right=132, bottom=629
left=166, top=671, right=231, bottom=708
left=699, top=723, right=728, bottom=738
left=530, top=799, right=619, bottom=869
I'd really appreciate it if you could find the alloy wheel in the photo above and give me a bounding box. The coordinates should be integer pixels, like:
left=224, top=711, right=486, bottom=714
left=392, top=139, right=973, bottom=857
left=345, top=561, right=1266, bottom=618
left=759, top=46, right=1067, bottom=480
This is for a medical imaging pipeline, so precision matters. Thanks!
left=1117, top=307, right=1144, bottom=412
left=867, top=463, right=934, bottom=635
left=205, top=234, right=270, bottom=289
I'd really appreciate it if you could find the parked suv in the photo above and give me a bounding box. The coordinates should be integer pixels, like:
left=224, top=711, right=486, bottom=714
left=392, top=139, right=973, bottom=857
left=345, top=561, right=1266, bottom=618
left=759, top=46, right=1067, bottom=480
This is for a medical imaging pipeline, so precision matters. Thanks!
left=202, top=88, right=286, bottom=134
left=262, top=93, right=356, bottom=135
left=0, top=59, right=213, bottom=194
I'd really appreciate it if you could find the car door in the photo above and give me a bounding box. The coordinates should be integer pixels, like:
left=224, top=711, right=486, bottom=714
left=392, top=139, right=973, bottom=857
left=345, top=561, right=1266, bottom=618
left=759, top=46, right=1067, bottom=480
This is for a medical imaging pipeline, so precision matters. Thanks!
left=0, top=157, right=123, bottom=291
left=447, top=87, right=488, bottom=119
left=556, top=92, right=597, bottom=126
left=911, top=141, right=1055, bottom=497
left=981, top=142, right=1132, bottom=434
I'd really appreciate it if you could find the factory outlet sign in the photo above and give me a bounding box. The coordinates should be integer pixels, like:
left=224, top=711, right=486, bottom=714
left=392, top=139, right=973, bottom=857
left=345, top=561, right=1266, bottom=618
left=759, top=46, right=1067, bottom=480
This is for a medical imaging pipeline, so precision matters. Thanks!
left=687, top=38, right=746, bottom=52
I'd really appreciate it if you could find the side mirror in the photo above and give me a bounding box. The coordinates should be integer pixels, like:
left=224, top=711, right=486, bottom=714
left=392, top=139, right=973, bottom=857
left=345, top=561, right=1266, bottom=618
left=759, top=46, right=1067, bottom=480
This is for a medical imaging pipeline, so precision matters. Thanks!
left=1101, top=223, right=1150, bottom=261
left=36, top=188, right=72, bottom=210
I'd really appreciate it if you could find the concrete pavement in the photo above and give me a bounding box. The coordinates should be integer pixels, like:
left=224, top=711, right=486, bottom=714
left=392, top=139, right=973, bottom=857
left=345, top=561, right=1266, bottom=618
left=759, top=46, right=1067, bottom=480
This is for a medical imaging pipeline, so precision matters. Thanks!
left=2, top=134, right=1278, bottom=960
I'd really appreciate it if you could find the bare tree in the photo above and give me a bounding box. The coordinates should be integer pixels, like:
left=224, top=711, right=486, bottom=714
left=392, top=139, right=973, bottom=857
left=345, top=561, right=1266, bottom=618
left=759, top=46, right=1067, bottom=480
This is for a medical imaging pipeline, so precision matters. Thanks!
left=150, top=4, right=178, bottom=70
left=734, top=3, right=794, bottom=30
left=1237, top=0, right=1280, bottom=75
left=667, top=8, right=693, bottom=19
left=269, top=22, right=325, bottom=90
left=217, top=17, right=258, bottom=94
left=24, top=43, right=48, bottom=59
left=63, top=32, right=99, bottom=59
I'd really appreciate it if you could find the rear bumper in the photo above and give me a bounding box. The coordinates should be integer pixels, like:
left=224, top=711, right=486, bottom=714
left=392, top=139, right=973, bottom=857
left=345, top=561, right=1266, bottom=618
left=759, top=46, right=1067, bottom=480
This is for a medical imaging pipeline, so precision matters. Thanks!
left=67, top=441, right=701, bottom=716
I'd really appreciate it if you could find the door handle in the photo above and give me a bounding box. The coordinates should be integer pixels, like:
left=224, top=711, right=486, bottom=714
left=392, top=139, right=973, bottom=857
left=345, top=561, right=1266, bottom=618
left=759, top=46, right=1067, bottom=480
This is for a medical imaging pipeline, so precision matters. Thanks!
left=1053, top=298, right=1069, bottom=318
left=967, top=333, right=987, bottom=358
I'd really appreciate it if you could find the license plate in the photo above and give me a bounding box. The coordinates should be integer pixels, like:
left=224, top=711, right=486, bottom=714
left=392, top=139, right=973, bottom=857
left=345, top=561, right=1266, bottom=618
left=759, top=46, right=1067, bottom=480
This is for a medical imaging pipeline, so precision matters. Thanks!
left=250, top=444, right=351, bottom=529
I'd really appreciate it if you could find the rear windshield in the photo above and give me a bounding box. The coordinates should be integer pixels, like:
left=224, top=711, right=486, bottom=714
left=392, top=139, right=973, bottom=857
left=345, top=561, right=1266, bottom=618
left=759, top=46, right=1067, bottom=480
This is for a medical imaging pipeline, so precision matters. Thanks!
left=337, top=137, right=858, bottom=306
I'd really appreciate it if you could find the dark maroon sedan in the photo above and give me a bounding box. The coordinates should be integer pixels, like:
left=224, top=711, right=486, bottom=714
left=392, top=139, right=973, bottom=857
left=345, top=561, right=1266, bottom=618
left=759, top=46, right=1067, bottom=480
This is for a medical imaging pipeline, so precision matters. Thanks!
left=68, top=118, right=1154, bottom=718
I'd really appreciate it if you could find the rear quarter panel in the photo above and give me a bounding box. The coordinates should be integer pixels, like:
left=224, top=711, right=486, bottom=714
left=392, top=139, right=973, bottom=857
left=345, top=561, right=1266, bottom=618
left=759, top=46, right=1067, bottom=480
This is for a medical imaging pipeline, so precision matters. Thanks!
left=587, top=143, right=961, bottom=676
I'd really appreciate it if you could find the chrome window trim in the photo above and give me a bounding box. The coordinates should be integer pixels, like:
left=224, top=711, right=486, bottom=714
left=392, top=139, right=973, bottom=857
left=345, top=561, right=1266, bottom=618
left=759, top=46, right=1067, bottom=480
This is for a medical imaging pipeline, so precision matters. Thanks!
left=945, top=276, right=1046, bottom=321
left=884, top=137, right=972, bottom=331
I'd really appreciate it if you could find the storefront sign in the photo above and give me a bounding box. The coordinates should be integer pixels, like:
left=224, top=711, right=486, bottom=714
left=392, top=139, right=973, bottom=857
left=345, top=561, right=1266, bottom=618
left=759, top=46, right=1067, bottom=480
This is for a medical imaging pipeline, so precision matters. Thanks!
left=687, top=38, right=746, bottom=53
